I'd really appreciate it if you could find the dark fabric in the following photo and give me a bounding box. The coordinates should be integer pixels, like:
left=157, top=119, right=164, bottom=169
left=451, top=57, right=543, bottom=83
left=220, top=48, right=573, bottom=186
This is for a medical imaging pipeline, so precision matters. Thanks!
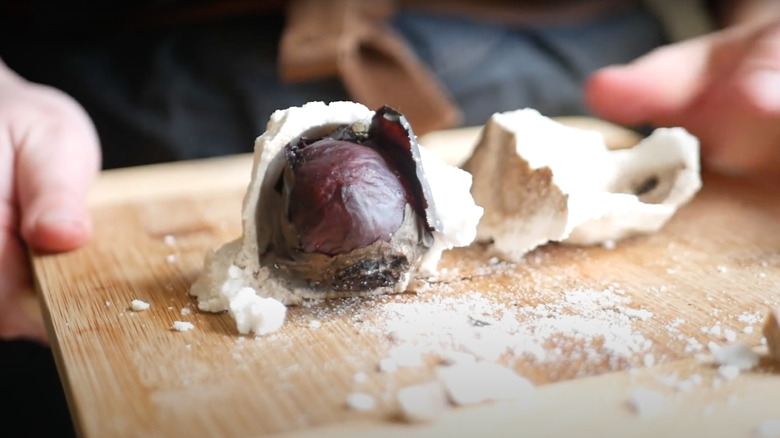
left=0, top=340, right=77, bottom=438
left=393, top=4, right=667, bottom=126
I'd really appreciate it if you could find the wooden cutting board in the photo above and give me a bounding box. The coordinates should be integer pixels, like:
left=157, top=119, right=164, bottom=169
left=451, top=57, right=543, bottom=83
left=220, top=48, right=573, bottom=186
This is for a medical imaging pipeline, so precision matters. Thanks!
left=31, top=119, right=780, bottom=438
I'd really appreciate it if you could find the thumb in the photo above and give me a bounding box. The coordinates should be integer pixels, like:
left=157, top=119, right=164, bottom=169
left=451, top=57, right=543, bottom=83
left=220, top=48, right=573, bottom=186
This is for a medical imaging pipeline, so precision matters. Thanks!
left=16, top=88, right=101, bottom=252
left=585, top=35, right=714, bottom=125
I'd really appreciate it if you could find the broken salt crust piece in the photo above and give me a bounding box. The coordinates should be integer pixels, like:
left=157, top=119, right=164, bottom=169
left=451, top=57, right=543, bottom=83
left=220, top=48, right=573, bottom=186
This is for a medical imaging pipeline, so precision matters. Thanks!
left=763, top=308, right=780, bottom=363
left=397, top=382, right=449, bottom=423
left=708, top=341, right=760, bottom=370
left=130, top=299, right=150, bottom=312
left=463, top=108, right=701, bottom=261
left=755, top=419, right=780, bottom=437
left=436, top=361, right=534, bottom=406
left=345, top=392, right=376, bottom=412
left=628, top=387, right=664, bottom=419
left=189, top=102, right=482, bottom=336
left=172, top=321, right=195, bottom=332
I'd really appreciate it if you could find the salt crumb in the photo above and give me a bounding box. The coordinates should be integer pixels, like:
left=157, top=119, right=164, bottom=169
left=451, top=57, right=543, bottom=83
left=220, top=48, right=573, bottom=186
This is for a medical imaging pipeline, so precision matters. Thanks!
left=602, top=240, right=616, bottom=250
left=397, top=383, right=448, bottom=423
left=758, top=272, right=767, bottom=279
left=708, top=342, right=760, bottom=370
left=717, top=365, right=740, bottom=381
left=345, top=392, right=376, bottom=411
left=180, top=307, right=192, bottom=316
left=352, top=372, right=367, bottom=384
left=437, top=362, right=534, bottom=406
left=379, top=358, right=399, bottom=373
left=755, top=419, right=780, bottom=437
left=105, top=301, right=112, bottom=308
left=130, top=299, right=150, bottom=312
left=166, top=254, right=178, bottom=263
left=309, top=320, right=321, bottom=329
left=163, top=235, right=176, bottom=246
left=172, top=321, right=195, bottom=332
left=716, top=266, right=728, bottom=273
left=724, top=329, right=737, bottom=342
left=628, top=387, right=664, bottom=419
left=744, top=326, right=754, bottom=334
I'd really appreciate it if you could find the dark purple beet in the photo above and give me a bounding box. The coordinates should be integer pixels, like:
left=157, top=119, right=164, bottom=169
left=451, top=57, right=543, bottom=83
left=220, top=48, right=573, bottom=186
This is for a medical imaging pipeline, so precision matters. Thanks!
left=287, top=138, right=406, bottom=256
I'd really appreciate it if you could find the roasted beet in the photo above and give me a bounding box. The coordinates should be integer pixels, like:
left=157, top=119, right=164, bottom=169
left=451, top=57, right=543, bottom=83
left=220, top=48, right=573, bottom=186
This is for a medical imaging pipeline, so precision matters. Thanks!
left=286, top=138, right=407, bottom=256
left=255, top=105, right=438, bottom=292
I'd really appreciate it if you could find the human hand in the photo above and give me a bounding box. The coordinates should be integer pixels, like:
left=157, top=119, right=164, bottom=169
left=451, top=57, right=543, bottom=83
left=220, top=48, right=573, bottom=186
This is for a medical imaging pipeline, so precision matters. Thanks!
left=0, top=61, right=100, bottom=343
left=586, top=19, right=780, bottom=178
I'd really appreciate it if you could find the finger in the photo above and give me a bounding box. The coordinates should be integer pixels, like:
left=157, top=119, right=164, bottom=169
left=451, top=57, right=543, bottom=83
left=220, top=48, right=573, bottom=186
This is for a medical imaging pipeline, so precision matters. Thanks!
left=0, top=135, right=47, bottom=343
left=585, top=35, right=714, bottom=125
left=0, top=228, right=48, bottom=343
left=729, top=21, right=780, bottom=116
left=16, top=90, right=101, bottom=252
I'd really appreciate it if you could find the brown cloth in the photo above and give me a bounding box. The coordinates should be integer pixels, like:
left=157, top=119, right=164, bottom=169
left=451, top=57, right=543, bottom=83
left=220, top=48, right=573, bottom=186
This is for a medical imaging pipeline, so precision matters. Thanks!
left=278, top=0, right=461, bottom=135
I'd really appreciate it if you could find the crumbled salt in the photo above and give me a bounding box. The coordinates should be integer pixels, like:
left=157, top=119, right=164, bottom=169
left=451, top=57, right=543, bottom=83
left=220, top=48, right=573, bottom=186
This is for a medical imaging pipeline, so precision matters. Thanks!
left=227, top=288, right=287, bottom=336
left=724, top=329, right=737, bottom=342
left=708, top=342, right=760, bottom=370
left=755, top=419, right=780, bottom=437
left=130, top=299, right=150, bottom=312
left=166, top=254, right=178, bottom=263
left=309, top=320, right=321, bottom=329
left=744, top=326, right=754, bottom=334
left=716, top=266, right=728, bottom=273
left=172, top=321, right=195, bottom=332
left=345, top=392, right=376, bottom=411
left=180, top=307, right=192, bottom=316
left=628, top=388, right=664, bottom=419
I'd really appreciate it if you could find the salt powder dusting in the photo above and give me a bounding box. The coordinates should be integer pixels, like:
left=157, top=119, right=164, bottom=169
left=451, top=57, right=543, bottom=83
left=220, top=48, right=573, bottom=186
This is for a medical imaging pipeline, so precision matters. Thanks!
left=341, top=285, right=654, bottom=372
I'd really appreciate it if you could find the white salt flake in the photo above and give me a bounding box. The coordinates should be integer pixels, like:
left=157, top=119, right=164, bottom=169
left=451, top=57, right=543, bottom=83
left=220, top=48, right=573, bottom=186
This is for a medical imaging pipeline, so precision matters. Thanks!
left=755, top=419, right=780, bottom=437
left=163, top=234, right=176, bottom=246
left=744, top=326, right=754, bottom=334
left=228, top=288, right=287, bottom=336
left=130, top=299, right=150, bottom=312
left=309, top=320, right=321, bottom=329
left=180, top=307, right=192, bottom=316
left=724, top=329, right=737, bottom=342
left=628, top=387, right=664, bottom=419
left=166, top=254, right=178, bottom=263
left=718, top=365, right=740, bottom=381
left=708, top=342, right=760, bottom=370
left=172, top=321, right=195, bottom=332
left=345, top=392, right=376, bottom=412
left=716, top=266, right=728, bottom=273
left=352, top=372, right=367, bottom=384
left=436, top=362, right=533, bottom=406
left=397, top=383, right=449, bottom=423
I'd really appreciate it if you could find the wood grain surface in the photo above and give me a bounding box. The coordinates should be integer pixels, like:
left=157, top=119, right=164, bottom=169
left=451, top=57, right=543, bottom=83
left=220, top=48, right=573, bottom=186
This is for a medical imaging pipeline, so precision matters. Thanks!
left=31, top=119, right=780, bottom=438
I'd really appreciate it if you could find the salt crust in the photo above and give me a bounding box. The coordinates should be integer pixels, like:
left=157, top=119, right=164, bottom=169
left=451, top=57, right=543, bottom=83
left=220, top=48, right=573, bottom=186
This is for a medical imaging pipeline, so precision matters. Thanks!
left=190, top=101, right=482, bottom=336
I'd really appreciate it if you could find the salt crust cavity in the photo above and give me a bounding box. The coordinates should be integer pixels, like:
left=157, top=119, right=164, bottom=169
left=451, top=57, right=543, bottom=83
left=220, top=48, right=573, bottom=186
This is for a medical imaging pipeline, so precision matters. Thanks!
left=190, top=101, right=482, bottom=336
left=464, top=108, right=702, bottom=261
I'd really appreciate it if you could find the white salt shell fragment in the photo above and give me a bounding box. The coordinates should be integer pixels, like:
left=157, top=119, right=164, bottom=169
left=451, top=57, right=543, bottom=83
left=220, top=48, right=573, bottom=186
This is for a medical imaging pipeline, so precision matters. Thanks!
left=172, top=321, right=195, bottom=332
left=464, top=108, right=701, bottom=261
left=718, top=365, right=740, bottom=381
left=755, top=419, right=780, bottom=437
left=130, top=299, right=150, bottom=312
left=345, top=392, right=376, bottom=412
left=397, top=382, right=449, bottom=423
left=628, top=387, right=664, bottom=419
left=190, top=101, right=482, bottom=335
left=436, top=361, right=533, bottom=406
left=708, top=341, right=760, bottom=370
left=228, top=287, right=287, bottom=336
